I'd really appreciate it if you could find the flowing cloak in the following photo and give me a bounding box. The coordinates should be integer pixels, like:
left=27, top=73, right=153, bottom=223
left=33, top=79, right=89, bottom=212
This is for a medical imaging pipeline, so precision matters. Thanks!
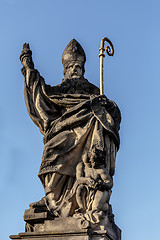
left=24, top=69, right=121, bottom=216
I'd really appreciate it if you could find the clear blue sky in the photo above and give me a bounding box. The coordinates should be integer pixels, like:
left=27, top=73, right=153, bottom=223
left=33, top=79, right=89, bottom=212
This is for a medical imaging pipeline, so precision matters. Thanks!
left=1, top=0, right=160, bottom=239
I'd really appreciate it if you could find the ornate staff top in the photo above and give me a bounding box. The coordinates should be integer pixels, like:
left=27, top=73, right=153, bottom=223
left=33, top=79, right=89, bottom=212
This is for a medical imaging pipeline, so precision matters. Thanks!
left=99, top=37, right=114, bottom=95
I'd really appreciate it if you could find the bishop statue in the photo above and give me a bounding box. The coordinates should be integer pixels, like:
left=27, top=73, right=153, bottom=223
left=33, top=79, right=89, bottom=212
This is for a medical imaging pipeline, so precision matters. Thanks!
left=13, top=39, right=122, bottom=239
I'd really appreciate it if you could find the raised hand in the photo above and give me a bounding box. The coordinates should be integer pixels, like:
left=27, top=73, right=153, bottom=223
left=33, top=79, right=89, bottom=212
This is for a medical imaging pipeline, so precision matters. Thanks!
left=20, top=43, right=34, bottom=69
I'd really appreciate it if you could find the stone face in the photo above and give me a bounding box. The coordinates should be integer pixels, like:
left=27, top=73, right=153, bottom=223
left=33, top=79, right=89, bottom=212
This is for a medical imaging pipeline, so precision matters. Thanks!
left=10, top=40, right=122, bottom=239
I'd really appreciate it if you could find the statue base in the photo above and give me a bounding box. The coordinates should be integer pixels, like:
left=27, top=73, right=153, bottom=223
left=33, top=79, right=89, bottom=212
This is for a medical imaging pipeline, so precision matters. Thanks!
left=10, top=229, right=120, bottom=240
left=10, top=217, right=121, bottom=240
left=10, top=205, right=121, bottom=240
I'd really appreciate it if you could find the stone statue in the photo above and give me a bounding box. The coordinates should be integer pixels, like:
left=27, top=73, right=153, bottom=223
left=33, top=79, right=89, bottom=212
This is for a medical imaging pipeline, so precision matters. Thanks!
left=18, top=39, right=121, bottom=238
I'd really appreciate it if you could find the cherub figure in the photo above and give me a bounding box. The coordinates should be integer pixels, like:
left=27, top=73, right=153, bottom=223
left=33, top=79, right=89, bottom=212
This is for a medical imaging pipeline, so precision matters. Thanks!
left=75, top=148, right=113, bottom=214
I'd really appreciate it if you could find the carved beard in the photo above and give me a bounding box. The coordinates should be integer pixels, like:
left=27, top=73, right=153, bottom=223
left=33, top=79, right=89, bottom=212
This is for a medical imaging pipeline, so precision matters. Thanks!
left=60, top=77, right=86, bottom=94
left=62, top=76, right=83, bottom=82
left=60, top=77, right=99, bottom=95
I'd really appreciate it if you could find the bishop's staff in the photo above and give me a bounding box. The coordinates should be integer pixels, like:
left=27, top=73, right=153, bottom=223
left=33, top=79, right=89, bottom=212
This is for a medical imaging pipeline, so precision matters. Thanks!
left=99, top=37, right=114, bottom=95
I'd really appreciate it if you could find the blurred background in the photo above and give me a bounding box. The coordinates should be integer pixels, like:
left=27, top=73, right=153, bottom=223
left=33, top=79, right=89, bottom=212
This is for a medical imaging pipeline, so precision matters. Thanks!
left=1, top=0, right=160, bottom=239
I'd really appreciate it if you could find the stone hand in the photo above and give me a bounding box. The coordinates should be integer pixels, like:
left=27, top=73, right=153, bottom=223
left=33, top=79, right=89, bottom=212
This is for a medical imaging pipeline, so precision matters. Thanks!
left=98, top=95, right=109, bottom=107
left=78, top=177, right=95, bottom=188
left=20, top=43, right=34, bottom=69
left=85, top=178, right=95, bottom=188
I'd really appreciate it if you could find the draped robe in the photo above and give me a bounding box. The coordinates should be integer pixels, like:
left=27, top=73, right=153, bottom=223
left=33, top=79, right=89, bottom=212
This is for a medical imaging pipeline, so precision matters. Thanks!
left=24, top=69, right=121, bottom=217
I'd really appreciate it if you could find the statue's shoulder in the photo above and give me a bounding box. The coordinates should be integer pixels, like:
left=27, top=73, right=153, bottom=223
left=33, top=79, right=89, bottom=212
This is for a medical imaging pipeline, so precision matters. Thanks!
left=44, top=82, right=66, bottom=95
left=82, top=78, right=100, bottom=95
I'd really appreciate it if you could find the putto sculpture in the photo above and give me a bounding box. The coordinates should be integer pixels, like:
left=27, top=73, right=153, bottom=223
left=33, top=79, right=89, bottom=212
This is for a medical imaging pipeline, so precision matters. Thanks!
left=10, top=39, right=121, bottom=240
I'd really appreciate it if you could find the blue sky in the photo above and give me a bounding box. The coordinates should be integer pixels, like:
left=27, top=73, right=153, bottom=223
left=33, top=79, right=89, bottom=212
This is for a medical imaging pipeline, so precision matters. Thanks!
left=1, top=0, right=160, bottom=239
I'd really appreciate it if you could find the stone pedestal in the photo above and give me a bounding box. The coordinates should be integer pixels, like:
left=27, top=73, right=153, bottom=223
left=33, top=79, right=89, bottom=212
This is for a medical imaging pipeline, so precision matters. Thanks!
left=10, top=217, right=121, bottom=240
left=10, top=205, right=121, bottom=240
left=10, top=229, right=118, bottom=240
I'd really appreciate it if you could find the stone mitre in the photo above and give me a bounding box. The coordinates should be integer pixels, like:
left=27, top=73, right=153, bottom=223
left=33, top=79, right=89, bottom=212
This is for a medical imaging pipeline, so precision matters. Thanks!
left=62, top=39, right=86, bottom=68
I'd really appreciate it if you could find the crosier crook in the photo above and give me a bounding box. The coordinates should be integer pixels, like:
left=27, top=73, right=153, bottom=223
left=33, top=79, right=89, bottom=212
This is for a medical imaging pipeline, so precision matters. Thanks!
left=99, top=37, right=114, bottom=95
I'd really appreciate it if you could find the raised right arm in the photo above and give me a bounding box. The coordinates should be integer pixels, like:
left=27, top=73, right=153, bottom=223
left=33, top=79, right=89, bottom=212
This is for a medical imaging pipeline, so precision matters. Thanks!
left=20, top=43, right=55, bottom=135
